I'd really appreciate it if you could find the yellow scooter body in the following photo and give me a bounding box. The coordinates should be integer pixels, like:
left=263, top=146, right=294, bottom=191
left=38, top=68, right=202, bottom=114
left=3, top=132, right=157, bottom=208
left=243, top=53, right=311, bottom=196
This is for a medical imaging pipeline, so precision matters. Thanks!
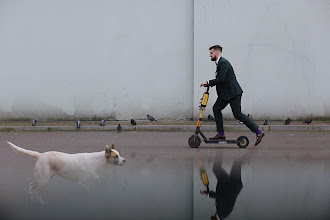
left=197, top=92, right=209, bottom=128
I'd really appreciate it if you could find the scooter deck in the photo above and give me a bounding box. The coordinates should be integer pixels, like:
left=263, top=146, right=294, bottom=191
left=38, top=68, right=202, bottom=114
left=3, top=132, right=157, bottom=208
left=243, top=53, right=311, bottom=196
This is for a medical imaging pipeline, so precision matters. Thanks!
left=205, top=139, right=237, bottom=144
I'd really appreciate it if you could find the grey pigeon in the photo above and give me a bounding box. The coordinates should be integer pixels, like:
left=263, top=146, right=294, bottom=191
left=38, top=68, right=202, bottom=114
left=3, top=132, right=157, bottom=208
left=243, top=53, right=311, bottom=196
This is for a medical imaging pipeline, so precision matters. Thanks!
left=208, top=114, right=215, bottom=122
left=147, top=115, right=158, bottom=122
left=263, top=118, right=269, bottom=125
left=32, top=119, right=38, bottom=126
left=131, top=119, right=136, bottom=125
left=76, top=120, right=81, bottom=128
left=303, top=119, right=312, bottom=125
left=100, top=119, right=106, bottom=126
left=285, top=118, right=291, bottom=125
left=117, top=124, right=122, bottom=132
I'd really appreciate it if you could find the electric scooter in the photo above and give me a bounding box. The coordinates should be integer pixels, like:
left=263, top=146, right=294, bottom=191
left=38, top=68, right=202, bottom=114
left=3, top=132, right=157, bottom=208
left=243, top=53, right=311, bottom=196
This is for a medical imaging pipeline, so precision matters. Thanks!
left=188, top=86, right=249, bottom=148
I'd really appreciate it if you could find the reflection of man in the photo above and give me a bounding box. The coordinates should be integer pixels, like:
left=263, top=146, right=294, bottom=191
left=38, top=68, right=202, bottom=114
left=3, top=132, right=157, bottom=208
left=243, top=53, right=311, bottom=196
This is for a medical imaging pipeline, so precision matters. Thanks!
left=201, top=155, right=244, bottom=220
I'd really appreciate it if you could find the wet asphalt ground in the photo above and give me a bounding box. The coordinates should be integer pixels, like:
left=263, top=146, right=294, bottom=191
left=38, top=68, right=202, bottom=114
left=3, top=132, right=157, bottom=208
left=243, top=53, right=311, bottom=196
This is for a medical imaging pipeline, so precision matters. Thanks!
left=0, top=131, right=329, bottom=220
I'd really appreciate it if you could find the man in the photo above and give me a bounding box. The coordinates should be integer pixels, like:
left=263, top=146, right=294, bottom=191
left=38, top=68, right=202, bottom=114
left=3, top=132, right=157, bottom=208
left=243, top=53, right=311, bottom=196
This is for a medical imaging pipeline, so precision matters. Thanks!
left=200, top=45, right=265, bottom=146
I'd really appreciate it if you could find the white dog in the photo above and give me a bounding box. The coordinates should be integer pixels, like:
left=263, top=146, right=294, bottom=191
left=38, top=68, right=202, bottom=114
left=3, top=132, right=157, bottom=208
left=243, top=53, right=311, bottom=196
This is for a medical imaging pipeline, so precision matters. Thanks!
left=7, top=142, right=125, bottom=204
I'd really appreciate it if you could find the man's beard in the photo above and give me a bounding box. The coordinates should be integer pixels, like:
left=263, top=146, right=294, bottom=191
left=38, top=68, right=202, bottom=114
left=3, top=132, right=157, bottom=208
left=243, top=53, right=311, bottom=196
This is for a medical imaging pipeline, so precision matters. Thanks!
left=211, top=57, right=217, bottom=61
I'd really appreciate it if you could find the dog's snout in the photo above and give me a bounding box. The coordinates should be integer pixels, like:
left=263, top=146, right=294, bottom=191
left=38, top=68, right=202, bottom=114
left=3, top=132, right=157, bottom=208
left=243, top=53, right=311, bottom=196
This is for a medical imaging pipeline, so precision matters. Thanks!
left=123, top=159, right=126, bottom=163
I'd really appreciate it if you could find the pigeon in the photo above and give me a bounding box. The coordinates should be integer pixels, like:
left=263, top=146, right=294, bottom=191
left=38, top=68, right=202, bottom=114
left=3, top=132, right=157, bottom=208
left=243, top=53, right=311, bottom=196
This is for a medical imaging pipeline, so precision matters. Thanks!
left=147, top=115, right=158, bottom=122
left=285, top=118, right=291, bottom=125
left=303, top=119, right=312, bottom=125
left=208, top=114, right=215, bottom=122
left=32, top=119, right=38, bottom=126
left=130, top=119, right=137, bottom=125
left=100, top=119, right=106, bottom=126
left=117, top=124, right=122, bottom=132
left=263, top=118, right=269, bottom=125
left=76, top=120, right=81, bottom=128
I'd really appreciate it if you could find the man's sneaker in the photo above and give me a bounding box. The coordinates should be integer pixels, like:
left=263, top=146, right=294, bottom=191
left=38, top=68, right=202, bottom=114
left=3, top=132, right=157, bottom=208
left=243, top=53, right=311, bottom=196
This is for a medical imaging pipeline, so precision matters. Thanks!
left=255, top=131, right=265, bottom=146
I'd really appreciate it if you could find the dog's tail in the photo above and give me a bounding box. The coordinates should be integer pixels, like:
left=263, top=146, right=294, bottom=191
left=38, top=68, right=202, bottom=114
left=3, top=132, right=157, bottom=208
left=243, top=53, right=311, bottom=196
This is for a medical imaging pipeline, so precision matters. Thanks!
left=7, top=142, right=40, bottom=159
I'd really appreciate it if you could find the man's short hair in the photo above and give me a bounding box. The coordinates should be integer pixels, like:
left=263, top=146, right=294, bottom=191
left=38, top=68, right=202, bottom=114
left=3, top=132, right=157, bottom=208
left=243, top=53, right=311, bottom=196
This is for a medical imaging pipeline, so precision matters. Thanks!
left=209, top=45, right=222, bottom=52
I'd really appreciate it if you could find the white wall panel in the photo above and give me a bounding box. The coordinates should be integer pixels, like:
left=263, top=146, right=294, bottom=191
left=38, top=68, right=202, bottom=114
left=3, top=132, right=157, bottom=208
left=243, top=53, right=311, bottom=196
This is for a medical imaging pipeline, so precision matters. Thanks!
left=0, top=0, right=193, bottom=120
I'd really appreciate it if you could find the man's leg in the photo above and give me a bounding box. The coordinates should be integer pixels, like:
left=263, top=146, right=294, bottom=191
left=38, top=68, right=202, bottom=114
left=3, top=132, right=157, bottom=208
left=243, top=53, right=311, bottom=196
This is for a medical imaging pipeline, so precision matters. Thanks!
left=213, top=98, right=228, bottom=132
left=210, top=98, right=228, bottom=139
left=229, top=95, right=265, bottom=146
left=229, top=95, right=259, bottom=132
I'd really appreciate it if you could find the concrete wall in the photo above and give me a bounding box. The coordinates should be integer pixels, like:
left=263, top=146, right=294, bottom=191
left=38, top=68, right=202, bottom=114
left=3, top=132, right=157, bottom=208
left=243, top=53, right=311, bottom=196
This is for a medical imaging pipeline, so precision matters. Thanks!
left=1, top=0, right=329, bottom=121
left=0, top=0, right=194, bottom=120
left=194, top=0, right=330, bottom=119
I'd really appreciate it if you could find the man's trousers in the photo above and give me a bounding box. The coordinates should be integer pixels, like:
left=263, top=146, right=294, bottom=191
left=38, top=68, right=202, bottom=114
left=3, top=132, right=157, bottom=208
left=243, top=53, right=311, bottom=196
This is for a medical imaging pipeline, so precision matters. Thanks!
left=212, top=94, right=259, bottom=133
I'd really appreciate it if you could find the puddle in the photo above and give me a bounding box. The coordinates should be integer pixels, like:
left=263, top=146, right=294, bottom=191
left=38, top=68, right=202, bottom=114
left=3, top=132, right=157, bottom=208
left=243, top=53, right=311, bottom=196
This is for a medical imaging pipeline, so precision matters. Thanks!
left=1, top=151, right=329, bottom=220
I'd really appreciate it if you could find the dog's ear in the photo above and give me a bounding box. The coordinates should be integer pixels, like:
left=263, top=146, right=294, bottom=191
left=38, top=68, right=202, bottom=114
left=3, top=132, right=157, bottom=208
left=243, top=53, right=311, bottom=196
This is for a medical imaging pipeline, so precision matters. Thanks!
left=111, top=144, right=115, bottom=149
left=105, top=145, right=111, bottom=158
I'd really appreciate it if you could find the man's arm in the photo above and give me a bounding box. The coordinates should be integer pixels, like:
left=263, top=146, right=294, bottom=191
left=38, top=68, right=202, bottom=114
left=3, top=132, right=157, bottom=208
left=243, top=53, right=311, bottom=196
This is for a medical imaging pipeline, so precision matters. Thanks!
left=208, top=61, right=228, bottom=87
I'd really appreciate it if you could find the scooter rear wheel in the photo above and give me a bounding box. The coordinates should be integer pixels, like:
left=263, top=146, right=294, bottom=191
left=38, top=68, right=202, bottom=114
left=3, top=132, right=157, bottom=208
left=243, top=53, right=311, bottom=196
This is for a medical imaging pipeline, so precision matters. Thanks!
left=188, top=135, right=201, bottom=148
left=237, top=136, right=249, bottom=148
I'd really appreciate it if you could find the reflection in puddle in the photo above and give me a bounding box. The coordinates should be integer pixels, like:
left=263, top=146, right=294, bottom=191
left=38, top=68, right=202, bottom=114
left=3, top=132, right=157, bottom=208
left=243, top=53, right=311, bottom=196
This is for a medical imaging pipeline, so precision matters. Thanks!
left=195, top=152, right=330, bottom=220
left=1, top=150, right=330, bottom=220
left=199, top=152, right=245, bottom=220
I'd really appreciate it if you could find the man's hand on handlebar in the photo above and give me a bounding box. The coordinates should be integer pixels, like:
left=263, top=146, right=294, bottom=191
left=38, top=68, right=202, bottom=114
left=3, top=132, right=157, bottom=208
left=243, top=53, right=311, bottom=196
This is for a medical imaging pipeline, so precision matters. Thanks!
left=200, top=81, right=209, bottom=87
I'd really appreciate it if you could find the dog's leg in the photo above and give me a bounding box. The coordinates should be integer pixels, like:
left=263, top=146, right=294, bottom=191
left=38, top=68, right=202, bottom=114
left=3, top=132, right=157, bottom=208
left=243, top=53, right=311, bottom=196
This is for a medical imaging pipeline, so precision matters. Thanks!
left=78, top=177, right=95, bottom=192
left=29, top=182, right=38, bottom=200
left=29, top=181, right=48, bottom=204
left=31, top=162, right=52, bottom=204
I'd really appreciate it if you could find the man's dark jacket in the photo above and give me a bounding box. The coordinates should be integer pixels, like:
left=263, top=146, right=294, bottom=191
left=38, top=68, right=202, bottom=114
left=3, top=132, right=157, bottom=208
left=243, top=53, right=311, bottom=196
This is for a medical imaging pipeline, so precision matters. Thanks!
left=208, top=57, right=243, bottom=101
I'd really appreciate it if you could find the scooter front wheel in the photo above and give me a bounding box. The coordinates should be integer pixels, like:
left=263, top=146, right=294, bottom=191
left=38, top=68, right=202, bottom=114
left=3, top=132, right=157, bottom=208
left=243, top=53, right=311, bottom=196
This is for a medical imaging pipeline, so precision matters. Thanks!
left=237, top=136, right=249, bottom=148
left=188, top=135, right=201, bottom=148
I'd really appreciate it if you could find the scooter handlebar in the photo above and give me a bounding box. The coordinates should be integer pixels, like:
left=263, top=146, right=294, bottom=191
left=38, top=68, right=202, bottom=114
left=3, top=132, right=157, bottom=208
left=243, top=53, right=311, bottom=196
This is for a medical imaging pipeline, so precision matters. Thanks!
left=205, top=85, right=210, bottom=93
left=200, top=82, right=210, bottom=92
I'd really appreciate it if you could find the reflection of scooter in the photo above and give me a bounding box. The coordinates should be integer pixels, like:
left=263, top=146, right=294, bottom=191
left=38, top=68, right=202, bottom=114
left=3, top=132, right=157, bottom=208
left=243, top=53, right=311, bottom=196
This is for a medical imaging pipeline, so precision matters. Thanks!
left=198, top=153, right=209, bottom=192
left=188, top=86, right=249, bottom=148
